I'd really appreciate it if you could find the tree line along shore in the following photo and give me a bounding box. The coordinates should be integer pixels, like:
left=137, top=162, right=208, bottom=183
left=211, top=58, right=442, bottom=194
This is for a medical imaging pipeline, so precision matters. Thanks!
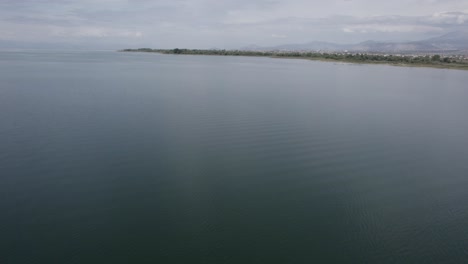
left=121, top=48, right=468, bottom=70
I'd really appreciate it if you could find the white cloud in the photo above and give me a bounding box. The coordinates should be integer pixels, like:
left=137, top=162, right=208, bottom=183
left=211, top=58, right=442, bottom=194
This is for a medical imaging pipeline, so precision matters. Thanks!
left=428, top=12, right=468, bottom=24
left=343, top=24, right=443, bottom=33
left=271, top=34, right=287, bottom=38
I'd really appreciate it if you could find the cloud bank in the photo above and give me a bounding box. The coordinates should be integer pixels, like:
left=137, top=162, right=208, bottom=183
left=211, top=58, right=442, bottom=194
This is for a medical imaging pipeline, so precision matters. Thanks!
left=0, top=0, right=467, bottom=49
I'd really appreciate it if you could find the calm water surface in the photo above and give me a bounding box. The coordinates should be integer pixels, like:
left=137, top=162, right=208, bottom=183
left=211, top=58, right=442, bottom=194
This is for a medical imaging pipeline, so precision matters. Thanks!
left=1, top=51, right=468, bottom=263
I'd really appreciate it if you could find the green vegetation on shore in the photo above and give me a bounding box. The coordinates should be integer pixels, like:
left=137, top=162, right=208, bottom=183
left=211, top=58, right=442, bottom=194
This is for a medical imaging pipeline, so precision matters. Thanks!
left=121, top=48, right=468, bottom=70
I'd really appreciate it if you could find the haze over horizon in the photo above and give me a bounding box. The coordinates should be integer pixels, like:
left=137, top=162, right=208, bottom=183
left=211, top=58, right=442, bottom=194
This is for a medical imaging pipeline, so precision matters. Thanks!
left=1, top=0, right=468, bottom=50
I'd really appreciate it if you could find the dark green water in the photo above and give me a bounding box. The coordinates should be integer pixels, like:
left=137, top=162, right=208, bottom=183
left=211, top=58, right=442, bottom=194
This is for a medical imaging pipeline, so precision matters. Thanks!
left=1, top=51, right=468, bottom=263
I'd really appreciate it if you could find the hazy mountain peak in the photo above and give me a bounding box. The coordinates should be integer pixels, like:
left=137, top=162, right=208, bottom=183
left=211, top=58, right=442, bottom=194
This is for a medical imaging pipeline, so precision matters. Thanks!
left=242, top=31, right=468, bottom=54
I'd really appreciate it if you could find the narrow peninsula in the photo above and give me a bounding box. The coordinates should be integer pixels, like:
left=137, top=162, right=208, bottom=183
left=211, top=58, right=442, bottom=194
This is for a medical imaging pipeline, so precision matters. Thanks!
left=121, top=48, right=468, bottom=70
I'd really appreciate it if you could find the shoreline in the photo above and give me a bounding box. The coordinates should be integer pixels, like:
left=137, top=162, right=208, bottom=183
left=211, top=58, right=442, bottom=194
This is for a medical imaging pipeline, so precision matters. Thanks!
left=270, top=55, right=468, bottom=71
left=121, top=49, right=468, bottom=71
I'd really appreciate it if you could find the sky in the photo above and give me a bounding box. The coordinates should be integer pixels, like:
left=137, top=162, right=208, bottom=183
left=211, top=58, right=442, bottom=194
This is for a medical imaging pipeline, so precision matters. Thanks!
left=1, top=0, right=468, bottom=49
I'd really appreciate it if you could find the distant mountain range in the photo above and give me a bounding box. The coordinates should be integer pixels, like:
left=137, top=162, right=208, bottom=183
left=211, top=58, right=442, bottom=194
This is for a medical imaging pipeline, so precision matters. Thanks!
left=2, top=30, right=467, bottom=54
left=242, top=31, right=468, bottom=54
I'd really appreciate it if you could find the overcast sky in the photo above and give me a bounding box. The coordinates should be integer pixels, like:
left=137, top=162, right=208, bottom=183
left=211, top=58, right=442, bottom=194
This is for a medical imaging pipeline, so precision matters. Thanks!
left=1, top=0, right=468, bottom=49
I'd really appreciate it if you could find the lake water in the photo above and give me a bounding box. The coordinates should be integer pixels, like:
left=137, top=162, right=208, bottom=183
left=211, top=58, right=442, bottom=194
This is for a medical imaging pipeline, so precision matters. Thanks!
left=1, top=51, right=468, bottom=263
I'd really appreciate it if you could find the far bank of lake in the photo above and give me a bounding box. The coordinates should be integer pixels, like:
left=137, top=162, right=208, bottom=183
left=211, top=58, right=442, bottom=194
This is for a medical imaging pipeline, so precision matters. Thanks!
left=121, top=48, right=468, bottom=71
